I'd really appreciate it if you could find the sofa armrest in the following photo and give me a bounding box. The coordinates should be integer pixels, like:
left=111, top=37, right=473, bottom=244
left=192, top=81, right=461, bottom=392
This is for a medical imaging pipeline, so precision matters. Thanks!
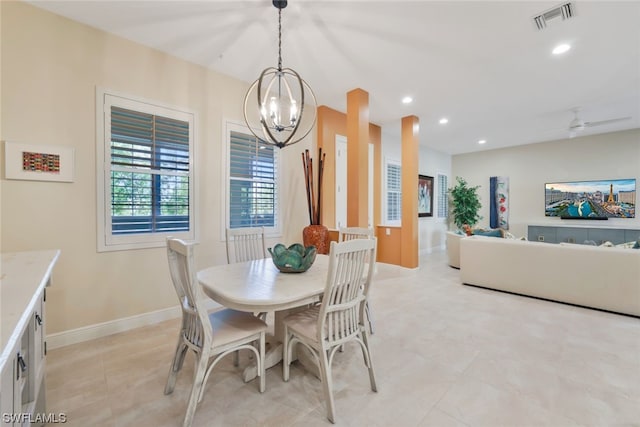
left=446, top=231, right=464, bottom=268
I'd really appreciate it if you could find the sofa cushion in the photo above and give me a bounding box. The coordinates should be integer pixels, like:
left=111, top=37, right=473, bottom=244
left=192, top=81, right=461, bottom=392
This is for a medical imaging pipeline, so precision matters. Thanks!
left=472, top=228, right=503, bottom=238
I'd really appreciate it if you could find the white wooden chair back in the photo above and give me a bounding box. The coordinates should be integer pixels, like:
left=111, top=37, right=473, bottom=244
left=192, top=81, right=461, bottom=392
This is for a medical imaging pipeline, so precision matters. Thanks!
left=338, top=226, right=374, bottom=242
left=318, top=239, right=377, bottom=347
left=166, top=238, right=212, bottom=350
left=225, top=227, right=266, bottom=264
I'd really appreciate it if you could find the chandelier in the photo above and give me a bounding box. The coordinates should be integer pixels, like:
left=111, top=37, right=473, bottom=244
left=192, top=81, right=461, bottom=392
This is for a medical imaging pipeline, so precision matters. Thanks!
left=243, top=0, right=317, bottom=149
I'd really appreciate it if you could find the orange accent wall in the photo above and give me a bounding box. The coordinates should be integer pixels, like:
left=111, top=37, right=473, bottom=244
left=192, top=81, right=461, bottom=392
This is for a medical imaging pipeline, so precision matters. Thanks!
left=316, top=103, right=381, bottom=231
left=401, top=116, right=420, bottom=268
left=370, top=124, right=382, bottom=229
left=316, top=94, right=384, bottom=262
left=317, top=105, right=346, bottom=228
left=376, top=226, right=402, bottom=265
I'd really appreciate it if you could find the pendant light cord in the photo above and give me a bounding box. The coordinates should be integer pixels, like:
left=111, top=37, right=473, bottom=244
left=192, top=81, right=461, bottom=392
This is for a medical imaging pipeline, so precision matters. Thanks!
left=277, top=8, right=282, bottom=71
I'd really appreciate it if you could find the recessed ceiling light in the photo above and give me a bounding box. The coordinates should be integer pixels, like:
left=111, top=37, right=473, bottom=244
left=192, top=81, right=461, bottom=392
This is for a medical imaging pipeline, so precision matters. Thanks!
left=402, top=96, right=413, bottom=104
left=439, top=118, right=449, bottom=125
left=478, top=139, right=487, bottom=145
left=552, top=43, right=571, bottom=55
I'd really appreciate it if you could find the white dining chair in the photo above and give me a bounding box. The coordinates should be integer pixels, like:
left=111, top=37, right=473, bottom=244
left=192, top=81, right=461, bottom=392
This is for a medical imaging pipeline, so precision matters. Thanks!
left=226, top=227, right=268, bottom=328
left=282, top=239, right=378, bottom=424
left=225, top=227, right=266, bottom=264
left=338, top=226, right=374, bottom=242
left=164, top=238, right=267, bottom=427
left=338, top=226, right=376, bottom=334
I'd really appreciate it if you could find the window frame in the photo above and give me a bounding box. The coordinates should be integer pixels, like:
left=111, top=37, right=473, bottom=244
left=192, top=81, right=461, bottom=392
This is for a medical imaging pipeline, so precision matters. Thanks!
left=223, top=120, right=282, bottom=238
left=384, top=157, right=402, bottom=226
left=96, top=88, right=197, bottom=252
left=437, top=173, right=449, bottom=219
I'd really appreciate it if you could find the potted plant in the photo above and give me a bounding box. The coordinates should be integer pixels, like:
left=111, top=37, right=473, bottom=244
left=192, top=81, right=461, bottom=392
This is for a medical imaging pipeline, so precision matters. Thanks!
left=449, top=176, right=482, bottom=232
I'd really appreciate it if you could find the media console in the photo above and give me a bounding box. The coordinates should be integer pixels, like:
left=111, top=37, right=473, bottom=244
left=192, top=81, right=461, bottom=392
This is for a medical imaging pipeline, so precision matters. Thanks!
left=528, top=224, right=640, bottom=245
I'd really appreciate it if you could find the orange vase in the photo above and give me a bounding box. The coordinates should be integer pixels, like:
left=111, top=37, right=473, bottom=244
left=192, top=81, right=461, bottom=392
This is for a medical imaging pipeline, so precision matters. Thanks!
left=302, top=224, right=330, bottom=255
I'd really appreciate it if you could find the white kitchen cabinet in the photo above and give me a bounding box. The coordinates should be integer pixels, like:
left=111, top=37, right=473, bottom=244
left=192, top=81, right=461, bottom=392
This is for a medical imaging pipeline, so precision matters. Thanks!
left=0, top=251, right=60, bottom=426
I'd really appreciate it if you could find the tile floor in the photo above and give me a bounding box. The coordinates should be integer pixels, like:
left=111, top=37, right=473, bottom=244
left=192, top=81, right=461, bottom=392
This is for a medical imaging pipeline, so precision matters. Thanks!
left=46, top=251, right=640, bottom=426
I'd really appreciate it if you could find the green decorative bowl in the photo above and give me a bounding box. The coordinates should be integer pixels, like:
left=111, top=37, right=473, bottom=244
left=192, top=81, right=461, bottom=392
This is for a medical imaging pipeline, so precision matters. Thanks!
left=268, top=243, right=317, bottom=273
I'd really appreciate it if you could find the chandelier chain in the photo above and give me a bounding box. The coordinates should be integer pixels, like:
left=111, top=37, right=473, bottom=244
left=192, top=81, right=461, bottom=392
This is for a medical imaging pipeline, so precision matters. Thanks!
left=277, top=8, right=282, bottom=71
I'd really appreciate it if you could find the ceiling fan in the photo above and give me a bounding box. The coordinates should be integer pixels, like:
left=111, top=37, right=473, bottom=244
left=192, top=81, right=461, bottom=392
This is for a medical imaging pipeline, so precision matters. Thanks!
left=567, top=108, right=631, bottom=138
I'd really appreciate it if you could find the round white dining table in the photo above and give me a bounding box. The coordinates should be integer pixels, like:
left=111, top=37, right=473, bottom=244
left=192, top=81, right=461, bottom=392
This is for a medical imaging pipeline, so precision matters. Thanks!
left=197, top=255, right=329, bottom=312
left=197, top=255, right=330, bottom=381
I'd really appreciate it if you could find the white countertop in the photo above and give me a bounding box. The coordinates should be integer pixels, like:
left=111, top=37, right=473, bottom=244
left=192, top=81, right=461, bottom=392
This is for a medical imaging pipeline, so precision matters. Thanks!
left=0, top=250, right=60, bottom=374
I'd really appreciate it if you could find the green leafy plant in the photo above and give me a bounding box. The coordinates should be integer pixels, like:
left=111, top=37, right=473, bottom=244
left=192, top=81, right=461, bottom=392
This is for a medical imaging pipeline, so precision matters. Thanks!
left=449, top=176, right=482, bottom=230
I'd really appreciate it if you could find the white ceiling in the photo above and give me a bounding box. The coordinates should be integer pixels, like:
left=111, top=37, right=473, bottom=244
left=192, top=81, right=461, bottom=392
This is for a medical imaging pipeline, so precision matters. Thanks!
left=27, top=0, right=640, bottom=155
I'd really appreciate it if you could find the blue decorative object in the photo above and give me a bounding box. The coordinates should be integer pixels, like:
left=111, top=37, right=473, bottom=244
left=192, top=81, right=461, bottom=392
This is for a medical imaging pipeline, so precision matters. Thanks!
left=268, top=243, right=317, bottom=273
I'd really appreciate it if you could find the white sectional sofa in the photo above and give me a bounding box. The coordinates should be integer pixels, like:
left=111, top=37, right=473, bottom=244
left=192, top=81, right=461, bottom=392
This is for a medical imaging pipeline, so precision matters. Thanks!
left=446, top=231, right=464, bottom=268
left=460, top=235, right=640, bottom=317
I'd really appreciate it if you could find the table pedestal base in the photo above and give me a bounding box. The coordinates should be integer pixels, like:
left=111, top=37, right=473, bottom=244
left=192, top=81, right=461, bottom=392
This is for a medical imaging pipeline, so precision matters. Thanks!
left=242, top=336, right=320, bottom=382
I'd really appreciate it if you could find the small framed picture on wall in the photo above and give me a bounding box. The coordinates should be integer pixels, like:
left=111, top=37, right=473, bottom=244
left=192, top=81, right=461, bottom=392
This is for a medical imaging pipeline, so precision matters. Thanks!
left=418, top=174, right=434, bottom=217
left=4, top=141, right=75, bottom=182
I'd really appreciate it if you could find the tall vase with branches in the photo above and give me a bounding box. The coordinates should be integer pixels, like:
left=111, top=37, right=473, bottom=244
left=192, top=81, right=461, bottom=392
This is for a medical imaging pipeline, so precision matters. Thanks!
left=301, top=148, right=330, bottom=254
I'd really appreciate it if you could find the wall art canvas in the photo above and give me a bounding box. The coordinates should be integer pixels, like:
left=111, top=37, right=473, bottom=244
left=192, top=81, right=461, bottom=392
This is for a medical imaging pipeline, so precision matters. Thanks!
left=490, top=176, right=509, bottom=229
left=545, top=179, right=635, bottom=219
left=4, top=142, right=74, bottom=182
left=418, top=175, right=433, bottom=217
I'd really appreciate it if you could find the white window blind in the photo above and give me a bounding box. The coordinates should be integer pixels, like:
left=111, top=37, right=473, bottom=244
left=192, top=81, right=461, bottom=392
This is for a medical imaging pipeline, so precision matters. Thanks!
left=229, top=130, right=278, bottom=229
left=110, top=106, right=190, bottom=234
left=386, top=162, right=402, bottom=222
left=437, top=174, right=448, bottom=218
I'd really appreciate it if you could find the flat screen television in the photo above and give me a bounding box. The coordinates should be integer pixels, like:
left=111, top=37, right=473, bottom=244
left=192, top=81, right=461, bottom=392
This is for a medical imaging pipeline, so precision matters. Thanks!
left=545, top=179, right=636, bottom=219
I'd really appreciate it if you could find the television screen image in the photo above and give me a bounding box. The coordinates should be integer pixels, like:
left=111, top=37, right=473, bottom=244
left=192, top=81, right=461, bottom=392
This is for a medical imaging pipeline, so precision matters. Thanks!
left=545, top=179, right=636, bottom=219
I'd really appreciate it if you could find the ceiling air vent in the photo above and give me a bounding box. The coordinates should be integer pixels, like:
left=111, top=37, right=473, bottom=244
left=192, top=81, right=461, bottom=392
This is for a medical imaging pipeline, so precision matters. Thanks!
left=533, top=2, right=574, bottom=30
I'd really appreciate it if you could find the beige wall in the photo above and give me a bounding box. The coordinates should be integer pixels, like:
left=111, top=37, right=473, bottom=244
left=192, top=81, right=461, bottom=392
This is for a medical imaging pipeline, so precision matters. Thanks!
left=381, top=130, right=453, bottom=256
left=0, top=2, right=310, bottom=334
left=418, top=146, right=451, bottom=254
left=452, top=129, right=640, bottom=238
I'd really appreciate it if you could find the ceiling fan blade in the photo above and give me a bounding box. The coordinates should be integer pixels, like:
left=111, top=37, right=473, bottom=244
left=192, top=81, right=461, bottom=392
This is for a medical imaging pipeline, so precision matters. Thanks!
left=584, top=117, right=631, bottom=127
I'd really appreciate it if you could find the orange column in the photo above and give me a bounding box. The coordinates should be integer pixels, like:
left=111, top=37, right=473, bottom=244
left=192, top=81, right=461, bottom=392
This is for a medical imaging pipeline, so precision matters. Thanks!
left=346, top=88, right=369, bottom=227
left=401, top=115, right=419, bottom=268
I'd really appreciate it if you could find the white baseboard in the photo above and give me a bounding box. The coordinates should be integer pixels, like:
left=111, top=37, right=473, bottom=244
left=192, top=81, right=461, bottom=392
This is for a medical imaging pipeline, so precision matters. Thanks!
left=419, top=244, right=446, bottom=256
left=46, top=299, right=223, bottom=350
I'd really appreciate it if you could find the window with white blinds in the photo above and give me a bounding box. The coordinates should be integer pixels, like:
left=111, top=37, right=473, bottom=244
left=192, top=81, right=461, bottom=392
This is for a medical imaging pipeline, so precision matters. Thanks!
left=228, top=128, right=278, bottom=230
left=97, top=89, right=195, bottom=251
left=386, top=160, right=402, bottom=223
left=437, top=173, right=449, bottom=218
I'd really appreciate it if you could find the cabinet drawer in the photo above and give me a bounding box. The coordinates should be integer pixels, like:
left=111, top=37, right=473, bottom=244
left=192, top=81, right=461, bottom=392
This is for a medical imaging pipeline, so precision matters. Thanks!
left=556, top=228, right=588, bottom=244
left=528, top=226, right=557, bottom=243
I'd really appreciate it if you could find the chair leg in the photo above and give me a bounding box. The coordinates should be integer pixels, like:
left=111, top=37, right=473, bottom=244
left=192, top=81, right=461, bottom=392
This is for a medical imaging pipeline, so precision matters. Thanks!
left=361, top=331, right=378, bottom=392
left=319, top=348, right=336, bottom=424
left=165, top=338, right=188, bottom=395
left=233, top=350, right=240, bottom=367
left=259, top=332, right=266, bottom=393
left=183, top=352, right=208, bottom=427
left=282, top=327, right=291, bottom=382
left=365, top=301, right=374, bottom=335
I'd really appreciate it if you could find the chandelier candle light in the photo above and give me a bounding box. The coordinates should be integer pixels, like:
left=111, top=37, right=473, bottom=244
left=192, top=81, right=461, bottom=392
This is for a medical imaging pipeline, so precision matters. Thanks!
left=243, top=0, right=317, bottom=148
left=302, top=148, right=329, bottom=254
